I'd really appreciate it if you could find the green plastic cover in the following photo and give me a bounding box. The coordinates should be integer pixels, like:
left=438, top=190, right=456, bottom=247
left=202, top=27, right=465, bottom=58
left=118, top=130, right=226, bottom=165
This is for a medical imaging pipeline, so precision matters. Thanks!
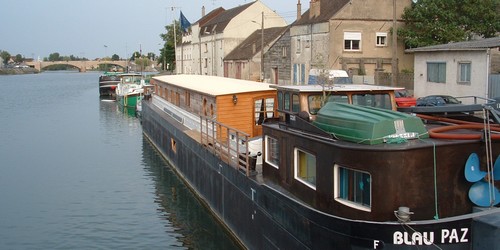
left=313, top=102, right=429, bottom=144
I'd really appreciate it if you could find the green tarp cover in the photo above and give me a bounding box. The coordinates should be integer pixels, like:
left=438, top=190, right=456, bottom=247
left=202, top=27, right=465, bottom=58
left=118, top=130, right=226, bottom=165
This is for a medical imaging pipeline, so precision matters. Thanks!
left=313, top=102, right=429, bottom=144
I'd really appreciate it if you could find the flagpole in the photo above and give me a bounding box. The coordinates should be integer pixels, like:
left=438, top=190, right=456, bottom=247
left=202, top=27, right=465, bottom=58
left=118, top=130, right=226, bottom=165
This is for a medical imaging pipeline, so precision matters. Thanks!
left=181, top=20, right=184, bottom=74
left=173, top=19, right=177, bottom=74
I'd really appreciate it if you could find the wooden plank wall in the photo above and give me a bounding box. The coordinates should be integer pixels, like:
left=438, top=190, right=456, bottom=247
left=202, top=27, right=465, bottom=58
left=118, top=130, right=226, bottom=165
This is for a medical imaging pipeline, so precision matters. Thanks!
left=217, top=90, right=276, bottom=138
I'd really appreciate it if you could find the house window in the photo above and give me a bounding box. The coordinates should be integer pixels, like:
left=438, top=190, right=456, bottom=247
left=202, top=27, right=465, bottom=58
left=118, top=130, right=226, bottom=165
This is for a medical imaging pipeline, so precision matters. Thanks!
left=294, top=148, right=316, bottom=189
left=458, top=62, right=471, bottom=83
left=282, top=46, right=287, bottom=57
left=265, top=136, right=279, bottom=169
left=335, top=165, right=371, bottom=211
left=427, top=62, right=446, bottom=83
left=376, top=32, right=387, bottom=46
left=344, top=32, right=361, bottom=51
left=204, top=58, right=208, bottom=68
left=293, top=64, right=306, bottom=84
left=296, top=38, right=301, bottom=53
left=305, top=39, right=311, bottom=48
left=204, top=43, right=208, bottom=53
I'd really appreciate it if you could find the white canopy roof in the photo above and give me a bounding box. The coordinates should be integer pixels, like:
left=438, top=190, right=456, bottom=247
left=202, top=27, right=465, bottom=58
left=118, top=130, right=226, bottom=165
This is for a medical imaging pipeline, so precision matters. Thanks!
left=153, top=74, right=275, bottom=96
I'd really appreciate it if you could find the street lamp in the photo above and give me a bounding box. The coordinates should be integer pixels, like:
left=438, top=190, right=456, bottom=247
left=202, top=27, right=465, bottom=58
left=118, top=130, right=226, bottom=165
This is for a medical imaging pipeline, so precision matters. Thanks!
left=252, top=11, right=264, bottom=82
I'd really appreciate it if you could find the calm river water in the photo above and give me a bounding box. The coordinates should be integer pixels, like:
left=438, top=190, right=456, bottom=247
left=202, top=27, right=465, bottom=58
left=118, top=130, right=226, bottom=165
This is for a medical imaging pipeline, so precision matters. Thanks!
left=0, top=71, right=239, bottom=249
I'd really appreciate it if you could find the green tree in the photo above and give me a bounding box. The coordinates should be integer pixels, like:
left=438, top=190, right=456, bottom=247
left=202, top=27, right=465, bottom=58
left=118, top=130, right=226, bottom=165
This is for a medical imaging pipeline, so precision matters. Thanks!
left=111, top=54, right=120, bottom=61
left=399, top=0, right=500, bottom=48
left=130, top=51, right=141, bottom=61
left=159, top=20, right=182, bottom=71
left=48, top=52, right=61, bottom=61
left=0, top=50, right=11, bottom=64
left=135, top=57, right=151, bottom=72
left=147, top=52, right=155, bottom=61
left=14, top=54, right=23, bottom=63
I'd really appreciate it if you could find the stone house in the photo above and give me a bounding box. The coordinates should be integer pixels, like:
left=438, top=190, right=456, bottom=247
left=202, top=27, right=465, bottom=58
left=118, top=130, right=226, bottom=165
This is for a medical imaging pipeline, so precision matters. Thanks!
left=224, top=26, right=288, bottom=82
left=262, top=26, right=292, bottom=85
left=176, top=1, right=287, bottom=77
left=407, top=37, right=500, bottom=103
left=290, top=0, right=413, bottom=86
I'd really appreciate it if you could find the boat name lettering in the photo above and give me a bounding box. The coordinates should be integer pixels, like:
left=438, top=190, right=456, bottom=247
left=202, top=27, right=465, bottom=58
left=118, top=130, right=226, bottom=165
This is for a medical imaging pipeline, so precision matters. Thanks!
left=393, top=228, right=468, bottom=245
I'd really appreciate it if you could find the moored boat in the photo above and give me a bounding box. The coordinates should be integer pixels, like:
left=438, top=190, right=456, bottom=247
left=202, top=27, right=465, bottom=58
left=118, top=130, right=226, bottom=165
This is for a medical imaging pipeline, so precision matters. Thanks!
left=141, top=74, right=500, bottom=249
left=98, top=72, right=122, bottom=96
left=115, top=73, right=147, bottom=108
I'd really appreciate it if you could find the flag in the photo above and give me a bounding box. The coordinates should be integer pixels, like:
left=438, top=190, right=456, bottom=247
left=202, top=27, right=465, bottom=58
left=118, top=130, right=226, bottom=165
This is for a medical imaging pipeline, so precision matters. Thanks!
left=180, top=11, right=191, bottom=33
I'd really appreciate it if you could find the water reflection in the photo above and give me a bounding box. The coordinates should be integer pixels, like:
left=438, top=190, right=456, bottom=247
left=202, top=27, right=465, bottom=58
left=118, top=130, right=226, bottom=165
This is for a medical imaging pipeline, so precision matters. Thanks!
left=141, top=137, right=241, bottom=250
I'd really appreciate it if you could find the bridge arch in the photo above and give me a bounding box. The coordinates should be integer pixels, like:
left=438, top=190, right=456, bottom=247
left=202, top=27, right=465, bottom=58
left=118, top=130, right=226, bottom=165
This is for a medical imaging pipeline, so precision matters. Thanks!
left=40, top=62, right=85, bottom=72
left=25, top=60, right=129, bottom=72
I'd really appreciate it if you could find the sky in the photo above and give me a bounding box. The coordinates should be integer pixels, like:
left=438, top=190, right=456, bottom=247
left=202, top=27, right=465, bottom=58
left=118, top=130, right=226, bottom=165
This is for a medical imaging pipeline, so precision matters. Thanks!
left=0, top=0, right=300, bottom=60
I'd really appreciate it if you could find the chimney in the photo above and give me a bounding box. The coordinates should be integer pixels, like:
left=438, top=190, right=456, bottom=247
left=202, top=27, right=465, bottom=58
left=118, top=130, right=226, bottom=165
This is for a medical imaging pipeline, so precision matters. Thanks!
left=309, top=0, right=320, bottom=19
left=202, top=6, right=205, bottom=17
left=297, top=0, right=302, bottom=21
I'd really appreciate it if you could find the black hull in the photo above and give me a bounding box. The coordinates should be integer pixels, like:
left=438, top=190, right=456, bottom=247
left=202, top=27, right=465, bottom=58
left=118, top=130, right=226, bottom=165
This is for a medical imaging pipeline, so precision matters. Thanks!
left=99, top=81, right=119, bottom=96
left=141, top=100, right=493, bottom=249
left=99, top=87, right=116, bottom=96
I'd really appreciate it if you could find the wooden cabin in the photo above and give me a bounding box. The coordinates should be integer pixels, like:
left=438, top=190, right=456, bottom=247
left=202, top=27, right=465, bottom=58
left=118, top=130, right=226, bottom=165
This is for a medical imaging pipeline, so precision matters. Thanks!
left=151, top=75, right=277, bottom=139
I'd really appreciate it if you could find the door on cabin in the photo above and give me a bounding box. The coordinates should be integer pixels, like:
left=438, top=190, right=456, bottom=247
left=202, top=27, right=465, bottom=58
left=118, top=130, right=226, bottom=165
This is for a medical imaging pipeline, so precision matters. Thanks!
left=253, top=95, right=276, bottom=136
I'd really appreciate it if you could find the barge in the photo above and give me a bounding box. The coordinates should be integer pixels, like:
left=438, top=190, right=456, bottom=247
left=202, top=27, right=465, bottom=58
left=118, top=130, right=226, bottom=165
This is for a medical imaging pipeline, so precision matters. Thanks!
left=141, top=74, right=500, bottom=249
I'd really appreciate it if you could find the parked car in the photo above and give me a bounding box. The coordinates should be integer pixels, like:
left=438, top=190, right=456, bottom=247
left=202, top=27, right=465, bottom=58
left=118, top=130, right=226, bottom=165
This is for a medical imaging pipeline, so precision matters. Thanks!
left=493, top=97, right=500, bottom=110
left=395, top=90, right=416, bottom=107
left=416, top=95, right=462, bottom=106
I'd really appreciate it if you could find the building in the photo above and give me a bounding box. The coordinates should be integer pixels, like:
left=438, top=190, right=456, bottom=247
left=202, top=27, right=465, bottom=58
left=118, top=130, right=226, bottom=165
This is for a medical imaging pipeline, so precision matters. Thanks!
left=407, top=37, right=500, bottom=102
left=224, top=26, right=288, bottom=82
left=177, top=1, right=287, bottom=77
left=290, top=0, right=413, bottom=85
left=263, top=26, right=292, bottom=85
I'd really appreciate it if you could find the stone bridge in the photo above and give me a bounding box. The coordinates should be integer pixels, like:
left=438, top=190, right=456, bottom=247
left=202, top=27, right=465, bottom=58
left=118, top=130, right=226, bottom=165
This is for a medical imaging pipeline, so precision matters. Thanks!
left=26, top=60, right=129, bottom=72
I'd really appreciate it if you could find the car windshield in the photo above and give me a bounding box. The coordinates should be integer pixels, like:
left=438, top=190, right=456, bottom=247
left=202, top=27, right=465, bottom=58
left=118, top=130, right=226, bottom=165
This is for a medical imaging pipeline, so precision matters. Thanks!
left=442, top=96, right=461, bottom=104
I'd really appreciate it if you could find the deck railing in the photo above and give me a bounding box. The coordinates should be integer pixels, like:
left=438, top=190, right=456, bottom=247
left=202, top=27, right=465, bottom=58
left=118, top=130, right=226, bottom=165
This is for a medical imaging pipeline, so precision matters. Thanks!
left=199, top=116, right=251, bottom=176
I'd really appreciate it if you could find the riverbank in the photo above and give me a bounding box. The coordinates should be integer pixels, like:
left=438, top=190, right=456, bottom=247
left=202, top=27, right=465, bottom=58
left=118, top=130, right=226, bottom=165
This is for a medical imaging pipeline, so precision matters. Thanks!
left=0, top=67, right=39, bottom=75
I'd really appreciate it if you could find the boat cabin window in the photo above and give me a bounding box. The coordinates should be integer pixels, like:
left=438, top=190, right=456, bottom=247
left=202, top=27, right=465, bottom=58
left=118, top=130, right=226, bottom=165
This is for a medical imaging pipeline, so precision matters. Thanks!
left=277, top=92, right=283, bottom=110
left=292, top=94, right=300, bottom=112
left=294, top=148, right=317, bottom=190
left=265, top=136, right=279, bottom=169
left=255, top=97, right=275, bottom=125
left=284, top=92, right=290, bottom=111
left=308, top=94, right=349, bottom=115
left=335, top=165, right=371, bottom=211
left=352, top=93, right=391, bottom=110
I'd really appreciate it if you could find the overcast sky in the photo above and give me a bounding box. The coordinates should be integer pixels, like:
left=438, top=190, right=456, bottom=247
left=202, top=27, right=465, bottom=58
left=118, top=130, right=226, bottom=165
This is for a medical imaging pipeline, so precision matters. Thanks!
left=1, top=0, right=300, bottom=60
